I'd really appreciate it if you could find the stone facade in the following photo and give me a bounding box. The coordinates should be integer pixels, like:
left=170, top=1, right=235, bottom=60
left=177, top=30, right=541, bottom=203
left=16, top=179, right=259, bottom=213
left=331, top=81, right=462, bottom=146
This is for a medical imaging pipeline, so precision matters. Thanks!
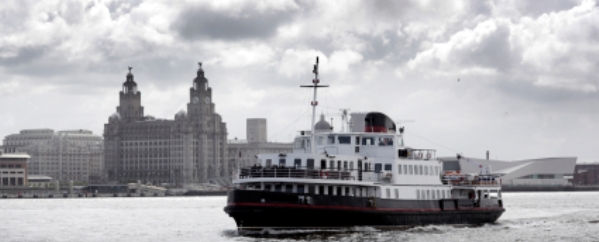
left=104, top=64, right=228, bottom=185
left=228, top=140, right=293, bottom=170
left=2, top=129, right=103, bottom=184
left=247, top=118, right=267, bottom=143
left=0, top=153, right=30, bottom=187
left=227, top=118, right=293, bottom=172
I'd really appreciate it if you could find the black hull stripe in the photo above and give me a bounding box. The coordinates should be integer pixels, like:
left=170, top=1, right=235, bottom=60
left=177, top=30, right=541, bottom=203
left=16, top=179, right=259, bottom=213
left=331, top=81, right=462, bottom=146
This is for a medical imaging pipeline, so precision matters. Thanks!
left=228, top=202, right=504, bottom=212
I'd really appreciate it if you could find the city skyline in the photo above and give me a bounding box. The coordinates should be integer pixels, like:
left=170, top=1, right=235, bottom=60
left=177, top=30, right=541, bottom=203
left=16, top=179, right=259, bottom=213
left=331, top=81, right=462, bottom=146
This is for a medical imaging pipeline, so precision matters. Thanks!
left=1, top=0, right=598, bottom=162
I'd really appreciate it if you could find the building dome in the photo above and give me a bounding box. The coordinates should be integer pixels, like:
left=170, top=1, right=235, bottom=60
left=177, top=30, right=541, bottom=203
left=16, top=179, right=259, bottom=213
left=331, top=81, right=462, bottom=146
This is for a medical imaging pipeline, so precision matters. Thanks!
left=175, top=110, right=187, bottom=120
left=314, top=114, right=332, bottom=132
left=109, top=113, right=121, bottom=123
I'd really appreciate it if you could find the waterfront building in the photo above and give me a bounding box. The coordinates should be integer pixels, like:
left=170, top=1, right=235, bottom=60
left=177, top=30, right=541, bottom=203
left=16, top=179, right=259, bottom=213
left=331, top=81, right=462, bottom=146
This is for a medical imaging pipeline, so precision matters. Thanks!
left=572, top=163, right=599, bottom=185
left=247, top=119, right=267, bottom=143
left=104, top=64, right=228, bottom=185
left=2, top=129, right=103, bottom=184
left=227, top=119, right=294, bottom=179
left=439, top=156, right=576, bottom=187
left=0, top=153, right=30, bottom=187
left=28, top=175, right=52, bottom=188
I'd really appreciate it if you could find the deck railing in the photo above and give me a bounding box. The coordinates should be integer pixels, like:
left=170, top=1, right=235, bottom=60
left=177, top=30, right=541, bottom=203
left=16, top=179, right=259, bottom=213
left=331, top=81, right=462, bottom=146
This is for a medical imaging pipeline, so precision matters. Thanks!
left=237, top=166, right=361, bottom=181
left=442, top=176, right=500, bottom=186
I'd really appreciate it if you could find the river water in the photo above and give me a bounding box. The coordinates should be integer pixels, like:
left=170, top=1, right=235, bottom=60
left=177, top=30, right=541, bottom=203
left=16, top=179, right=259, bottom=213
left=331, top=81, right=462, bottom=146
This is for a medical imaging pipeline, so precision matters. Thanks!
left=1, top=192, right=598, bottom=242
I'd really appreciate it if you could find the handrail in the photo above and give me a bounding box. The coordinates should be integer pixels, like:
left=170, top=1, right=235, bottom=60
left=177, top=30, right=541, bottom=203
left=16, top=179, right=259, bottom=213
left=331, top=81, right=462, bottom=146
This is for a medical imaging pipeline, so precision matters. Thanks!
left=235, top=166, right=397, bottom=183
left=237, top=166, right=357, bottom=181
left=442, top=178, right=500, bottom=186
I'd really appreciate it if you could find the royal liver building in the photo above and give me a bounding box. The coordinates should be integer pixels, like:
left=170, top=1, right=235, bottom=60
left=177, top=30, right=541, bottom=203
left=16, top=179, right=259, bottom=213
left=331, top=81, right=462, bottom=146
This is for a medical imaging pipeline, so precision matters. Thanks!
left=104, top=64, right=228, bottom=185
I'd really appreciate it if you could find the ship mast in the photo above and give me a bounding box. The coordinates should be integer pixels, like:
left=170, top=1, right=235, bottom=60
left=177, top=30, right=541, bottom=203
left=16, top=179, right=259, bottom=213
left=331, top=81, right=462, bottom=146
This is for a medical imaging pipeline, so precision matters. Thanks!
left=301, top=56, right=328, bottom=154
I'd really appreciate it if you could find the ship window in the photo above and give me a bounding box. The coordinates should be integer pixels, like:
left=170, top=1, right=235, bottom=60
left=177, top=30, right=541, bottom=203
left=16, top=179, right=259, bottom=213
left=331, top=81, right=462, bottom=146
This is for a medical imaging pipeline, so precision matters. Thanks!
left=307, top=159, right=315, bottom=168
left=297, top=185, right=305, bottom=194
left=362, top=137, right=375, bottom=146
left=416, top=190, right=420, bottom=199
left=345, top=187, right=350, bottom=196
left=337, top=186, right=341, bottom=196
left=432, top=190, right=436, bottom=199
left=329, top=160, right=335, bottom=170
left=294, top=159, right=301, bottom=168
left=437, top=190, right=441, bottom=199
left=265, top=159, right=272, bottom=167
left=350, top=161, right=354, bottom=170
left=320, top=160, right=326, bottom=169
left=374, top=163, right=382, bottom=173
left=398, top=165, right=402, bottom=174
left=419, top=165, right=423, bottom=175
left=384, top=164, right=392, bottom=171
left=318, top=186, right=324, bottom=195
left=337, top=135, right=351, bottom=144
left=395, top=189, right=399, bottom=199
left=424, top=166, right=428, bottom=175
left=327, top=135, right=335, bottom=144
left=427, top=190, right=430, bottom=199
left=279, top=159, right=286, bottom=167
left=286, top=184, right=293, bottom=193
left=409, top=165, right=413, bottom=175
left=337, top=160, right=342, bottom=170
left=403, top=165, right=407, bottom=174
left=378, top=137, right=394, bottom=146
left=343, top=161, right=348, bottom=170
left=355, top=137, right=360, bottom=145
left=328, top=186, right=333, bottom=196
left=264, top=184, right=271, bottom=191
left=308, top=185, right=315, bottom=194
left=386, top=188, right=390, bottom=198
left=435, top=166, right=439, bottom=175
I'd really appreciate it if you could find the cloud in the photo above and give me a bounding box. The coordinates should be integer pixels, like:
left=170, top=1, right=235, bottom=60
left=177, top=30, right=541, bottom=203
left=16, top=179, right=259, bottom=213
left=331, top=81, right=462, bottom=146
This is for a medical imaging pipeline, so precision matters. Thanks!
left=171, top=0, right=299, bottom=41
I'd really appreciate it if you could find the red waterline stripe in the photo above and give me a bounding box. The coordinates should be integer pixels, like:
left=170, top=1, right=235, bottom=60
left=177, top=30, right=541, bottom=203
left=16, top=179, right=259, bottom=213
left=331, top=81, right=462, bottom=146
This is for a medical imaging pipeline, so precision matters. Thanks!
left=227, top=202, right=503, bottom=212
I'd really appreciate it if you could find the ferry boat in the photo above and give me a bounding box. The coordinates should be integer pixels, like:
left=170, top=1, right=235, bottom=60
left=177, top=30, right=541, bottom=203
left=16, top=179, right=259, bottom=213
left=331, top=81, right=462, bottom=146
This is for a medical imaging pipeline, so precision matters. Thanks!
left=224, top=57, right=505, bottom=230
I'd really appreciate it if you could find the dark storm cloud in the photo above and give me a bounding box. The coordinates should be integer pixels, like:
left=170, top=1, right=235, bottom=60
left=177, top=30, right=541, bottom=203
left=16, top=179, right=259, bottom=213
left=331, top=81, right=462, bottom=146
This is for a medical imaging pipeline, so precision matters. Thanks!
left=0, top=46, right=48, bottom=67
left=459, top=23, right=519, bottom=72
left=367, top=0, right=416, bottom=19
left=172, top=3, right=299, bottom=41
left=516, top=0, right=582, bottom=17
left=466, top=0, right=493, bottom=16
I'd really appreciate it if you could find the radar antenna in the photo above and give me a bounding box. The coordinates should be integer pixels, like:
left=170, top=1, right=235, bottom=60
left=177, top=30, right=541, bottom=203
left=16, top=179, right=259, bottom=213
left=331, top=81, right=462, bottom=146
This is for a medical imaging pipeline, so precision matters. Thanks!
left=301, top=56, right=329, bottom=154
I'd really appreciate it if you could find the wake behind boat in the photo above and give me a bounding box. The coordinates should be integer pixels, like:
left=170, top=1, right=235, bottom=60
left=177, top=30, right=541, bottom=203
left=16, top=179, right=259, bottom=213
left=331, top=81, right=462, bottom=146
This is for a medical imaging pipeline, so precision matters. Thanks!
left=223, top=57, right=505, bottom=230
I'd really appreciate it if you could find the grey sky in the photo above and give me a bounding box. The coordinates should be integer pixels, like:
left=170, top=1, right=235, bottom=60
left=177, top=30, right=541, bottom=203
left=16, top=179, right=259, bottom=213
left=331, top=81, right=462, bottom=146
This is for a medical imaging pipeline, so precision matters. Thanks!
left=1, top=0, right=598, bottom=162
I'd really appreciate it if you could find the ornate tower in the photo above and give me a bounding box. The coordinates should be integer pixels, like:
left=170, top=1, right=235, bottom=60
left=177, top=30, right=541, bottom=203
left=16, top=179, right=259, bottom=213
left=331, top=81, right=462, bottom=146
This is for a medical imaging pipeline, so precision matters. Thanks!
left=117, top=67, right=144, bottom=122
left=188, top=62, right=213, bottom=117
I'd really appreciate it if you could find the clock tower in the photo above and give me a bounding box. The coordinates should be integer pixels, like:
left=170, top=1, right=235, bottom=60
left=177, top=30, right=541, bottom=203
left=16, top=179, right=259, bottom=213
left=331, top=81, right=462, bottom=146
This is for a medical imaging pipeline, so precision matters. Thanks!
left=188, top=62, right=212, bottom=118
left=117, top=67, right=144, bottom=122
